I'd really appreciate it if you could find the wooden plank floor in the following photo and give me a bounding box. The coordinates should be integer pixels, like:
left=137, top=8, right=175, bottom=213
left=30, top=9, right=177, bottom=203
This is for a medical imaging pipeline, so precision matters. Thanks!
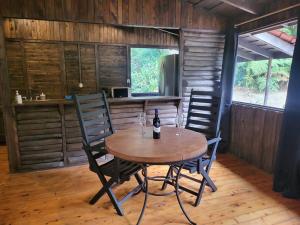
left=0, top=145, right=299, bottom=225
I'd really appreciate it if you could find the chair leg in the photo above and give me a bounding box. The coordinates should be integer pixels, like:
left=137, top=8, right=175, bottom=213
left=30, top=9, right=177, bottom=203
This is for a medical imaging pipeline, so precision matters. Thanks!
left=161, top=166, right=172, bottom=190
left=95, top=173, right=125, bottom=216
left=201, top=169, right=217, bottom=192
left=89, top=186, right=107, bottom=205
left=194, top=178, right=207, bottom=207
left=194, top=164, right=217, bottom=206
left=106, top=186, right=125, bottom=216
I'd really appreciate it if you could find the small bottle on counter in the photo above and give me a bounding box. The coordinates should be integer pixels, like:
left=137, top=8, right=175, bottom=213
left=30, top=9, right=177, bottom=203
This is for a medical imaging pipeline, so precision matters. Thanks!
left=15, top=90, right=22, bottom=104
left=153, top=109, right=160, bottom=139
left=40, top=91, right=46, bottom=101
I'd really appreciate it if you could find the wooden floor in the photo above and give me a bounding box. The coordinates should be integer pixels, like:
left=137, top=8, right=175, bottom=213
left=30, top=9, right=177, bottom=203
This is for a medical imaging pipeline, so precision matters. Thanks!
left=0, top=145, right=299, bottom=225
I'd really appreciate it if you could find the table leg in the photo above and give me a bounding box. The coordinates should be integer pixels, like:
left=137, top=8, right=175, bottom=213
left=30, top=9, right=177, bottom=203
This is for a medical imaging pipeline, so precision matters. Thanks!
left=174, top=164, right=197, bottom=225
left=136, top=166, right=148, bottom=225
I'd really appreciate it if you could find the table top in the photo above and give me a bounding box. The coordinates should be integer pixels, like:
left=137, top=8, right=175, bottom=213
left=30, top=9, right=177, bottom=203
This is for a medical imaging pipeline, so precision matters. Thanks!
left=105, top=127, right=207, bottom=164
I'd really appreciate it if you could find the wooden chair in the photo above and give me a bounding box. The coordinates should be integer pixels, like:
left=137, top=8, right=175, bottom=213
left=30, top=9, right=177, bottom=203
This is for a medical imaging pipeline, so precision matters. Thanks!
left=162, top=89, right=222, bottom=207
left=73, top=92, right=143, bottom=216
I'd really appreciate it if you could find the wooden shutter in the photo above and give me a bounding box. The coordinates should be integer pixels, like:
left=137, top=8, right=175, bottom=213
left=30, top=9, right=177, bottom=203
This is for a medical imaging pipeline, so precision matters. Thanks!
left=180, top=29, right=225, bottom=121
left=97, top=45, right=128, bottom=88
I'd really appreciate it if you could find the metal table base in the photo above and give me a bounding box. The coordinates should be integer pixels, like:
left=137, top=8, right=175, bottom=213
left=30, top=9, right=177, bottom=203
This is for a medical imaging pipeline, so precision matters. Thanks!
left=136, top=164, right=197, bottom=225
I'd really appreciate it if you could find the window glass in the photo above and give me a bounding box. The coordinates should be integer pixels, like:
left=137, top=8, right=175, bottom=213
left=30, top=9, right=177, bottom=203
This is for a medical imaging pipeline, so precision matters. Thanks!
left=233, top=60, right=267, bottom=105
left=130, top=48, right=178, bottom=95
left=266, top=59, right=292, bottom=108
left=233, top=59, right=293, bottom=108
left=233, top=23, right=296, bottom=109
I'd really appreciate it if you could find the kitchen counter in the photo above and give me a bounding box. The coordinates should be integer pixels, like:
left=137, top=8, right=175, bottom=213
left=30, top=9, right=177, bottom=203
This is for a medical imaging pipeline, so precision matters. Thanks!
left=11, top=96, right=182, bottom=171
left=13, top=96, right=182, bottom=106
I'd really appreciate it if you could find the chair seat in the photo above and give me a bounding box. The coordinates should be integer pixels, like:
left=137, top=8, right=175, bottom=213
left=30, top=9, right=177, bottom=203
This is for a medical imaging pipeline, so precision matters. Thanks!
left=93, top=159, right=142, bottom=180
left=181, top=156, right=214, bottom=173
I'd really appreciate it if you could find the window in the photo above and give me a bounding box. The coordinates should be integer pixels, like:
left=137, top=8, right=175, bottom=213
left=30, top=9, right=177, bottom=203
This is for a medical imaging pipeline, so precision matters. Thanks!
left=233, top=23, right=297, bottom=109
left=130, top=47, right=179, bottom=96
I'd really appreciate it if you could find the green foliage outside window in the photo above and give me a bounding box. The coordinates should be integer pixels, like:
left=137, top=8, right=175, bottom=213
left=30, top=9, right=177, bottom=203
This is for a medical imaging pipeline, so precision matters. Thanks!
left=131, top=48, right=178, bottom=94
left=234, top=58, right=292, bottom=92
left=280, top=25, right=297, bottom=36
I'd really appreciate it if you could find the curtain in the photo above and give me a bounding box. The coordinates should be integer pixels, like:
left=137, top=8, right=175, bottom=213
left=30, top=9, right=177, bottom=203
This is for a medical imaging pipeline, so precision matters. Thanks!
left=273, top=19, right=300, bottom=199
left=219, top=27, right=238, bottom=152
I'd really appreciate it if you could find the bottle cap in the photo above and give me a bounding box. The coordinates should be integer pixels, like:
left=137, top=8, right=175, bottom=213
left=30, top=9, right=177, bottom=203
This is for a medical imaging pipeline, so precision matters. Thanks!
left=155, top=109, right=158, bottom=114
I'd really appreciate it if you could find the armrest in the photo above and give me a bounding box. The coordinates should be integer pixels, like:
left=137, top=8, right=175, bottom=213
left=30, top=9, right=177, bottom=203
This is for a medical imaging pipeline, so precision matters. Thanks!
left=207, top=137, right=222, bottom=146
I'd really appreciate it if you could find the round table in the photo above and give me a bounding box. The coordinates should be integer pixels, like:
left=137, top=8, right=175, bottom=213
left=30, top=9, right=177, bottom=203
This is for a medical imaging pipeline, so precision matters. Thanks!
left=105, top=127, right=207, bottom=225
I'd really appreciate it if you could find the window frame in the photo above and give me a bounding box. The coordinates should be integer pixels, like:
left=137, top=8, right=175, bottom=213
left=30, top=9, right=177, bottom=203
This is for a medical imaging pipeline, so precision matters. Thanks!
left=128, top=44, right=179, bottom=97
left=233, top=58, right=293, bottom=110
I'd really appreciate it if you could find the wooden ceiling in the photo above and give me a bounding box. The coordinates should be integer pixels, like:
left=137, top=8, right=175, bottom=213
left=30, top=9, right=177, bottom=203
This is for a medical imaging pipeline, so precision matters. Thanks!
left=186, top=0, right=274, bottom=18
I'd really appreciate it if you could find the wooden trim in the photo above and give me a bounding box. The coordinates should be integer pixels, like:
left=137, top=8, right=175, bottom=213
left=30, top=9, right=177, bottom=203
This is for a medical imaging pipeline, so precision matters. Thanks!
left=128, top=44, right=179, bottom=49
left=126, top=45, right=131, bottom=87
left=232, top=101, right=284, bottom=112
left=5, top=38, right=178, bottom=49
left=78, top=44, right=82, bottom=85
left=60, top=43, right=67, bottom=96
left=59, top=104, right=67, bottom=165
left=95, top=44, right=100, bottom=91
left=235, top=3, right=300, bottom=27
left=178, top=29, right=184, bottom=97
left=20, top=40, right=30, bottom=97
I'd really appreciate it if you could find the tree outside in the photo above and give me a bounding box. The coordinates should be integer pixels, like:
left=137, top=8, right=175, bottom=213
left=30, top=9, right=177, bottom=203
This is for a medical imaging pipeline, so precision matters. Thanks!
left=233, top=58, right=292, bottom=108
left=233, top=25, right=296, bottom=108
left=130, top=48, right=178, bottom=94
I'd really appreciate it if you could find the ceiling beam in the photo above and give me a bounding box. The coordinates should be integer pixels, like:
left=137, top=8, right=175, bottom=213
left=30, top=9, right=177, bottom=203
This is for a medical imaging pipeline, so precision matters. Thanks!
left=238, top=39, right=272, bottom=59
left=237, top=49, right=256, bottom=61
left=218, top=0, right=259, bottom=14
left=253, top=33, right=295, bottom=57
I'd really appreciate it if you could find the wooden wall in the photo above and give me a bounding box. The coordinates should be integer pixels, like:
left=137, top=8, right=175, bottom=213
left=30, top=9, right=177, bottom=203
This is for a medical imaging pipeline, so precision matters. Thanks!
left=180, top=29, right=224, bottom=121
left=0, top=109, right=5, bottom=143
left=4, top=18, right=178, bottom=100
left=0, top=0, right=227, bottom=31
left=4, top=19, right=179, bottom=44
left=230, top=103, right=283, bottom=173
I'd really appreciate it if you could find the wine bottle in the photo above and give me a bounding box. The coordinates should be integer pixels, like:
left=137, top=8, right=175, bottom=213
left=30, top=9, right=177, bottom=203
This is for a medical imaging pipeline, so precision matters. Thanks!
left=153, top=109, right=160, bottom=139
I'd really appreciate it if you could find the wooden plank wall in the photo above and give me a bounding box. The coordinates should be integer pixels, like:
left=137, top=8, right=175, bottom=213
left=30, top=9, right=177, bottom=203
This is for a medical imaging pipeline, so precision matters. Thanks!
left=98, top=45, right=128, bottom=87
left=4, top=19, right=179, bottom=45
left=0, top=0, right=227, bottom=31
left=64, top=105, right=87, bottom=165
left=230, top=103, right=283, bottom=173
left=4, top=19, right=178, bottom=100
left=15, top=106, right=64, bottom=170
left=0, top=109, right=5, bottom=143
left=13, top=99, right=180, bottom=170
left=180, top=30, right=225, bottom=122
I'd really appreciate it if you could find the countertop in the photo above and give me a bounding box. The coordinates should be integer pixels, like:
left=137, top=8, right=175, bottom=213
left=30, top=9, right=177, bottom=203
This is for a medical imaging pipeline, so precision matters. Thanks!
left=13, top=96, right=182, bottom=107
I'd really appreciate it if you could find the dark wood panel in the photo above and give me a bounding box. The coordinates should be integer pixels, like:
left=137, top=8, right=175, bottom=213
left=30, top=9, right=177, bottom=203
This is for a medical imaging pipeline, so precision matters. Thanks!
left=0, top=109, right=5, bottom=143
left=64, top=105, right=87, bottom=165
left=15, top=105, right=64, bottom=168
left=0, top=0, right=227, bottom=30
left=10, top=97, right=181, bottom=171
left=98, top=45, right=128, bottom=87
left=5, top=41, right=27, bottom=100
left=4, top=19, right=179, bottom=46
left=180, top=30, right=225, bottom=123
left=24, top=42, right=64, bottom=99
left=64, top=44, right=97, bottom=95
left=236, top=0, right=299, bottom=33
left=230, top=103, right=283, bottom=173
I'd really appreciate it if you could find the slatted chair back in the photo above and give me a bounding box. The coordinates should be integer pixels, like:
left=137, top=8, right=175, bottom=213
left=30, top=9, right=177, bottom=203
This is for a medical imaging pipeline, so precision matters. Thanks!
left=185, top=88, right=222, bottom=139
left=74, top=92, right=114, bottom=168
left=74, top=92, right=113, bottom=145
